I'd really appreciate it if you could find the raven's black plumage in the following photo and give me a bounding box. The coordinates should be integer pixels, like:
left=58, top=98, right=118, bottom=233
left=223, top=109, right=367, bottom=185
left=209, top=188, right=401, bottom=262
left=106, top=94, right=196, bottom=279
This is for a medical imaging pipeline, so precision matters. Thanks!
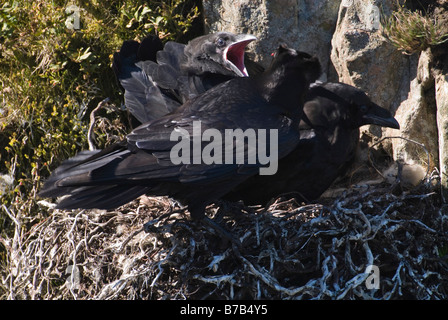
left=224, top=82, right=400, bottom=205
left=112, top=32, right=257, bottom=124
left=39, top=45, right=321, bottom=219
left=113, top=37, right=400, bottom=206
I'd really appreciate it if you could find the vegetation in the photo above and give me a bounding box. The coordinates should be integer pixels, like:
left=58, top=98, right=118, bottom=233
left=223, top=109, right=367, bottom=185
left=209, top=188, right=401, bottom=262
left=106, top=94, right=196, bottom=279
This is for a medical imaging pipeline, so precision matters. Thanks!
left=2, top=0, right=446, bottom=301
left=381, top=0, right=448, bottom=54
left=0, top=0, right=201, bottom=276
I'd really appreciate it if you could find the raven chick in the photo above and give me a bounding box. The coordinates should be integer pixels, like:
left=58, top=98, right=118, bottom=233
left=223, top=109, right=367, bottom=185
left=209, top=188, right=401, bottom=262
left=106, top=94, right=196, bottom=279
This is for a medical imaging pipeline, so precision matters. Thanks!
left=112, top=32, right=257, bottom=124
left=224, top=82, right=400, bottom=205
left=39, top=45, right=321, bottom=219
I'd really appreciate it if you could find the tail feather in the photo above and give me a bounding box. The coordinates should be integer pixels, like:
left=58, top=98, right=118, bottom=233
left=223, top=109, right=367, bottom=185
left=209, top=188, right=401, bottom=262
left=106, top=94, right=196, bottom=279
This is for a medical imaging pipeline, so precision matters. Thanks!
left=159, top=41, right=186, bottom=70
left=55, top=185, right=152, bottom=210
left=38, top=144, right=129, bottom=198
left=137, top=35, right=163, bottom=62
left=111, top=40, right=140, bottom=83
left=38, top=142, right=182, bottom=207
left=121, top=70, right=176, bottom=123
left=113, top=36, right=183, bottom=123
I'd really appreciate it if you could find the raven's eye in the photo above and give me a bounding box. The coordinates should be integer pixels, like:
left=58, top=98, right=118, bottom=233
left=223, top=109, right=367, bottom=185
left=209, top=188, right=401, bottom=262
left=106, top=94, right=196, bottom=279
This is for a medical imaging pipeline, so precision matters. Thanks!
left=360, top=105, right=369, bottom=113
left=216, top=38, right=225, bottom=47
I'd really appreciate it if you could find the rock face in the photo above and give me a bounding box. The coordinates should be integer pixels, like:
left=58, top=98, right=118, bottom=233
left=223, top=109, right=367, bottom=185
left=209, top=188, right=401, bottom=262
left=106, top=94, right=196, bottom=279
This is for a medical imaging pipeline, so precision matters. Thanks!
left=434, top=57, right=448, bottom=201
left=203, top=0, right=341, bottom=79
left=387, top=50, right=438, bottom=171
left=203, top=0, right=448, bottom=199
left=330, top=1, right=409, bottom=109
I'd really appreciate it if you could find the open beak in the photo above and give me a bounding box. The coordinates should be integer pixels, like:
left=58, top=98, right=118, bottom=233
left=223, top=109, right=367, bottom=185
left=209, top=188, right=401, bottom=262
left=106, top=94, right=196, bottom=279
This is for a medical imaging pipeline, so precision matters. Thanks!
left=362, top=104, right=400, bottom=129
left=223, top=34, right=257, bottom=77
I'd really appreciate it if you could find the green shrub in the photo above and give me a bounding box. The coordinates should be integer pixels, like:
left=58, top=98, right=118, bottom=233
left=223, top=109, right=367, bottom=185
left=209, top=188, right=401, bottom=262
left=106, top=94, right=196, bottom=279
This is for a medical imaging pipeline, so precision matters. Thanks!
left=0, top=0, right=201, bottom=241
left=381, top=1, right=448, bottom=54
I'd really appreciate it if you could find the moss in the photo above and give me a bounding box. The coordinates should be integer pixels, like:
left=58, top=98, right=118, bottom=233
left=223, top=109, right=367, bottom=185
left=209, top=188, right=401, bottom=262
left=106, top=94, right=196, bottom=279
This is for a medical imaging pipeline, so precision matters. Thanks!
left=381, top=1, right=448, bottom=55
left=0, top=0, right=201, bottom=256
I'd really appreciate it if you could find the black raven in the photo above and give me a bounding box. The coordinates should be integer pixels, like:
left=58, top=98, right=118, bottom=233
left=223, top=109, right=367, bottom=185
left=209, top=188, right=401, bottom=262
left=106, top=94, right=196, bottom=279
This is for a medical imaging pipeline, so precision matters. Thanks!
left=223, top=82, right=400, bottom=205
left=39, top=45, right=321, bottom=219
left=112, top=32, right=257, bottom=124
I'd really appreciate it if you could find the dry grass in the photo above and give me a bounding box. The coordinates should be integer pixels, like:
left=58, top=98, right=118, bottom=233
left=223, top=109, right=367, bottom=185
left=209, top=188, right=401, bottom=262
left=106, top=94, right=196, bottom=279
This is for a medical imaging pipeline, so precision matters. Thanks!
left=381, top=3, right=448, bottom=55
left=1, top=170, right=447, bottom=300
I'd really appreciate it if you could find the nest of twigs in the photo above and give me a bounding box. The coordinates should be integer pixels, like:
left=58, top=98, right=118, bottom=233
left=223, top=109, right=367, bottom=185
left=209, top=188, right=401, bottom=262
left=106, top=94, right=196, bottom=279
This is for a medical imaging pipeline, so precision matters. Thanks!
left=1, top=167, right=447, bottom=300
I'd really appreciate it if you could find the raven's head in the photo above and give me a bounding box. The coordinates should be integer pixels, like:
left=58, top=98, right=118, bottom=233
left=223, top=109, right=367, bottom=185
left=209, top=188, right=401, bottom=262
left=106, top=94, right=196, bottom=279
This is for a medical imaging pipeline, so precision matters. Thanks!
left=184, top=32, right=256, bottom=77
left=307, top=83, right=400, bottom=130
left=337, top=84, right=400, bottom=130
left=261, top=44, right=321, bottom=114
left=357, top=100, right=400, bottom=130
left=269, top=44, right=322, bottom=85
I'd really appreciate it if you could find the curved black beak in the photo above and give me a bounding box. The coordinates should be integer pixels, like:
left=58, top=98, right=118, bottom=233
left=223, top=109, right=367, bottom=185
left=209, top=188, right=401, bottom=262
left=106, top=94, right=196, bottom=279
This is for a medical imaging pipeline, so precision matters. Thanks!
left=362, top=103, right=400, bottom=129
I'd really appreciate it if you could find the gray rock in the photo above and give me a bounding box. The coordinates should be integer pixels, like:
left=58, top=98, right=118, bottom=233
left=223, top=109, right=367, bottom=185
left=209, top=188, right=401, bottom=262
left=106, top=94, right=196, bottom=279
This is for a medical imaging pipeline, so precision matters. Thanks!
left=330, top=0, right=409, bottom=110
left=203, top=0, right=341, bottom=79
left=384, top=46, right=448, bottom=201
left=202, top=0, right=447, bottom=198
left=435, top=63, right=448, bottom=201
left=386, top=49, right=438, bottom=173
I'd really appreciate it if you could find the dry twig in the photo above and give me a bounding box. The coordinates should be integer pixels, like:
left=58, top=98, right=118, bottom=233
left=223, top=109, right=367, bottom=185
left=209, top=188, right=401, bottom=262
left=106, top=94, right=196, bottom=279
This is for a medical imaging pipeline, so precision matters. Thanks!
left=1, top=176, right=446, bottom=299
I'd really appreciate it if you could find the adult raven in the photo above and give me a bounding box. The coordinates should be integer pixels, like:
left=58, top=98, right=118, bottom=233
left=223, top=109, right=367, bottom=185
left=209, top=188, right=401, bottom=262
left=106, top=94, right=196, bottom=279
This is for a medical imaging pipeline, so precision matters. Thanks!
left=112, top=32, right=257, bottom=124
left=223, top=82, right=400, bottom=205
left=39, top=45, right=321, bottom=219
